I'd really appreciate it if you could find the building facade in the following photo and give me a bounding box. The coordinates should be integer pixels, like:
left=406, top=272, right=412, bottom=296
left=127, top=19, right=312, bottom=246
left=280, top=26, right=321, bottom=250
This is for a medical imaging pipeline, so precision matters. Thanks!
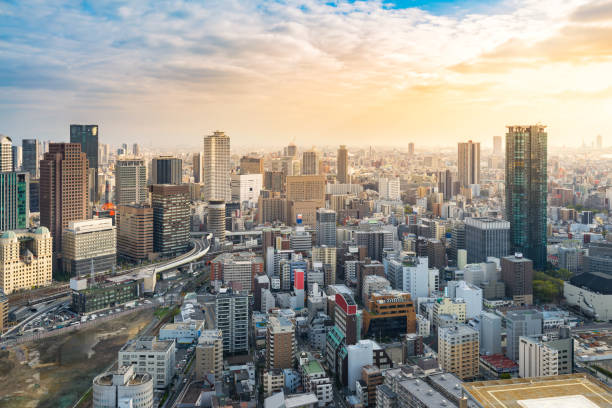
left=116, top=204, right=153, bottom=261
left=40, top=143, right=89, bottom=255
left=63, top=218, right=116, bottom=277
left=92, top=365, right=153, bottom=408
left=0, top=228, right=53, bottom=294
left=438, top=325, right=479, bottom=380
left=505, top=125, right=547, bottom=269
left=118, top=336, right=175, bottom=389
left=458, top=140, right=480, bottom=187
left=21, top=139, right=39, bottom=179
left=0, top=172, right=29, bottom=231
left=465, top=217, right=510, bottom=263
left=203, top=131, right=231, bottom=202
left=215, top=292, right=249, bottom=354
left=151, top=184, right=190, bottom=255
left=266, top=315, right=296, bottom=370
left=195, top=330, right=223, bottom=382
left=151, top=156, right=182, bottom=185
left=115, top=158, right=148, bottom=205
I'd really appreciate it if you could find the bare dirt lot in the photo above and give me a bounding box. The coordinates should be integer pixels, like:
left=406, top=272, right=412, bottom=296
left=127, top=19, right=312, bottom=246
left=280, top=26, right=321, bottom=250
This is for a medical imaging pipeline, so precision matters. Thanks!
left=0, top=308, right=154, bottom=408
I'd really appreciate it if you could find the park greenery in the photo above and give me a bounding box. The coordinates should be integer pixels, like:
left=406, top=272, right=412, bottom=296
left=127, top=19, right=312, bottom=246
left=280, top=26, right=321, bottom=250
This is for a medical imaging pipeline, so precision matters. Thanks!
left=533, top=267, right=572, bottom=304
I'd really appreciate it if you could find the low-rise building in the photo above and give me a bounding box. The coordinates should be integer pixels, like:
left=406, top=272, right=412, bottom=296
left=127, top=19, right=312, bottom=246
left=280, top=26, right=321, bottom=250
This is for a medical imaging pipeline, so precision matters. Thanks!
left=92, top=365, right=153, bottom=408
left=118, top=336, right=175, bottom=389
left=300, top=356, right=333, bottom=407
left=71, top=277, right=142, bottom=314
left=158, top=321, right=204, bottom=345
left=263, top=369, right=284, bottom=397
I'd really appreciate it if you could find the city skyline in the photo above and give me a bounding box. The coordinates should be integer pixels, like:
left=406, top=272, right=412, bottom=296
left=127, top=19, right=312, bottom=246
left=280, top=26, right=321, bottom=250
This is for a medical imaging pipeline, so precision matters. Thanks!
left=1, top=0, right=611, bottom=147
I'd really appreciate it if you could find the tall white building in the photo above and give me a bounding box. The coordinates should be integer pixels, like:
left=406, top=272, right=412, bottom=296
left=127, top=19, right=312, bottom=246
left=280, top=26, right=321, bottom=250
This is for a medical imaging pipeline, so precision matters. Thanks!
left=115, top=158, right=148, bottom=205
left=203, top=131, right=231, bottom=202
left=0, top=135, right=13, bottom=172
left=231, top=173, right=262, bottom=207
left=378, top=177, right=400, bottom=201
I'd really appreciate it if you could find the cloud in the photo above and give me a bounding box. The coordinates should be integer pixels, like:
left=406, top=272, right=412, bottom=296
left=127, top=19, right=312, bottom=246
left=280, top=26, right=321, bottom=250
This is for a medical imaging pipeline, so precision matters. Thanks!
left=0, top=0, right=610, bottom=146
left=571, top=0, right=612, bottom=21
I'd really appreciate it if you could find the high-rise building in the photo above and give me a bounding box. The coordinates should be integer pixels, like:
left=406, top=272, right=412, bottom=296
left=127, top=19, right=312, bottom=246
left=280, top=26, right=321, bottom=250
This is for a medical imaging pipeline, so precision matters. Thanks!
left=505, top=309, right=542, bottom=362
left=312, top=246, right=337, bottom=285
left=239, top=156, right=264, bottom=175
left=438, top=325, right=479, bottom=380
left=11, top=145, right=21, bottom=171
left=493, top=135, right=502, bottom=155
left=285, top=143, right=297, bottom=157
left=457, top=140, right=480, bottom=187
left=92, top=365, right=153, bottom=408
left=0, top=172, right=29, bottom=231
left=116, top=204, right=153, bottom=261
left=70, top=125, right=99, bottom=202
left=266, top=315, right=295, bottom=370
left=151, top=184, right=190, bottom=255
left=115, top=158, right=148, bottom=205
left=464, top=217, right=510, bottom=263
left=334, top=292, right=358, bottom=345
left=151, top=156, right=182, bottom=185
left=408, top=142, right=414, bottom=157
left=286, top=175, right=326, bottom=202
left=192, top=152, right=201, bottom=183
left=378, top=177, right=401, bottom=201
left=195, top=330, right=223, bottom=382
left=0, top=135, right=13, bottom=172
left=505, top=125, right=547, bottom=269
left=479, top=312, right=502, bottom=356
left=40, top=143, right=89, bottom=255
left=437, top=169, right=453, bottom=200
left=210, top=251, right=263, bottom=293
left=337, top=145, right=348, bottom=184
left=207, top=200, right=226, bottom=242
left=62, top=218, right=116, bottom=277
left=231, top=174, right=263, bottom=207
left=301, top=150, right=319, bottom=175
left=203, top=131, right=231, bottom=202
left=21, top=139, right=39, bottom=178
left=355, top=230, right=393, bottom=262
left=29, top=179, right=39, bottom=213
left=501, top=254, right=534, bottom=305
left=215, top=292, right=249, bottom=354
left=316, top=208, right=336, bottom=247
left=597, top=134, right=603, bottom=149
left=0, top=228, right=53, bottom=294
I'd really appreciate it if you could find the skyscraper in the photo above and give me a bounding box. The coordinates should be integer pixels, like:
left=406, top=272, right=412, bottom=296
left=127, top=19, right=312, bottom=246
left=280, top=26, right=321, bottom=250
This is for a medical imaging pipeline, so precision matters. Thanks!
left=505, top=125, right=547, bottom=269
left=408, top=142, right=415, bottom=157
left=0, top=136, right=13, bottom=172
left=115, top=158, right=148, bottom=205
left=597, top=134, right=603, bottom=149
left=192, top=152, right=201, bottom=183
left=437, top=169, right=453, bottom=200
left=337, top=145, right=348, bottom=184
left=301, top=150, right=319, bottom=175
left=207, top=200, right=226, bottom=242
left=151, top=184, right=190, bottom=255
left=501, top=254, right=534, bottom=305
left=0, top=172, right=29, bottom=231
left=70, top=124, right=99, bottom=202
left=493, top=135, right=502, bottom=155
left=464, top=217, right=510, bottom=263
left=215, top=292, right=249, bottom=354
left=22, top=139, right=39, bottom=178
left=285, top=143, right=297, bottom=157
left=203, top=131, right=231, bottom=202
left=11, top=145, right=21, bottom=171
left=40, top=143, right=89, bottom=255
left=458, top=140, right=480, bottom=187
left=316, top=208, right=337, bottom=247
left=151, top=156, right=182, bottom=185
left=239, top=156, right=264, bottom=175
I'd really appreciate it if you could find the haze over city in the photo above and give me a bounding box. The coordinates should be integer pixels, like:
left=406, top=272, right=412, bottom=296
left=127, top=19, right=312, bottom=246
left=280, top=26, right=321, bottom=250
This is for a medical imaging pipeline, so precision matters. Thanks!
left=1, top=0, right=612, bottom=147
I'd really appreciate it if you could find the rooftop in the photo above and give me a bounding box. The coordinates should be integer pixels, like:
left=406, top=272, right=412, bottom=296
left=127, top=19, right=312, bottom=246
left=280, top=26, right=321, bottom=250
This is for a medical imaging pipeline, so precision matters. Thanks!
left=398, top=378, right=452, bottom=408
left=569, top=272, right=612, bottom=295
left=463, top=373, right=612, bottom=408
left=302, top=359, right=324, bottom=376
left=120, top=336, right=174, bottom=353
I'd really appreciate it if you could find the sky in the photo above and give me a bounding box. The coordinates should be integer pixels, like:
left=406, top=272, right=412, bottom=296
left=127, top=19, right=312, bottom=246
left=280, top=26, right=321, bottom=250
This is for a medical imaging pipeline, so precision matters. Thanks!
left=1, top=0, right=612, bottom=148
